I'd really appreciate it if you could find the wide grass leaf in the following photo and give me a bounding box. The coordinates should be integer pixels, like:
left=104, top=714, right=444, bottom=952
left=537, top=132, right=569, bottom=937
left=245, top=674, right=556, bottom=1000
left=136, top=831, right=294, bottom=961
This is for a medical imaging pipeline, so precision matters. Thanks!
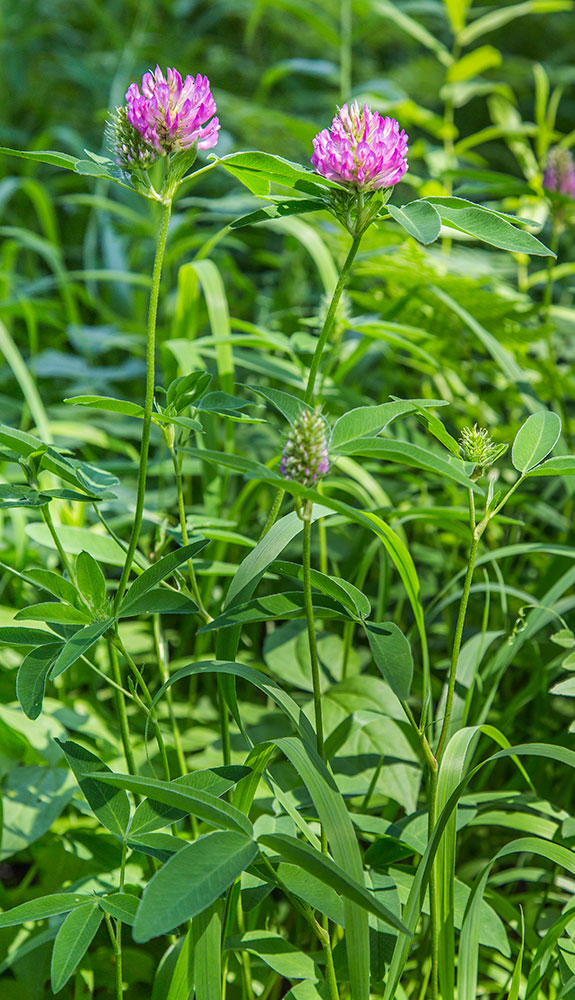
left=133, top=830, right=258, bottom=942
left=260, top=832, right=407, bottom=932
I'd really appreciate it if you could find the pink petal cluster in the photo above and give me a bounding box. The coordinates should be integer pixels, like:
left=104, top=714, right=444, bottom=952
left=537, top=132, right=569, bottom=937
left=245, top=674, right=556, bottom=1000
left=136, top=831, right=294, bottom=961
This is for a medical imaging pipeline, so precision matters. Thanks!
left=126, top=66, right=220, bottom=156
left=312, top=102, right=408, bottom=191
left=543, top=147, right=575, bottom=199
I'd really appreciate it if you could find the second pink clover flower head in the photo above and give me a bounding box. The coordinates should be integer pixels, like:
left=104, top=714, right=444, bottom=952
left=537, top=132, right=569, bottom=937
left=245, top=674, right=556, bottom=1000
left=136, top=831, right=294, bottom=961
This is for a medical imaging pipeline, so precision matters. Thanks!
left=126, top=65, right=220, bottom=156
left=312, top=102, right=408, bottom=192
left=543, top=147, right=575, bottom=200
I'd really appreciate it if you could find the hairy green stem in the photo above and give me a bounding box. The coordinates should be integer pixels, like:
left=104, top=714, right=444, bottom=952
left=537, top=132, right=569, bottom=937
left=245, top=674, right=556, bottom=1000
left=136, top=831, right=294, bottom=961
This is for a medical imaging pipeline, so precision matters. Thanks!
left=259, top=488, right=285, bottom=540
left=114, top=200, right=172, bottom=612
left=304, top=235, right=361, bottom=404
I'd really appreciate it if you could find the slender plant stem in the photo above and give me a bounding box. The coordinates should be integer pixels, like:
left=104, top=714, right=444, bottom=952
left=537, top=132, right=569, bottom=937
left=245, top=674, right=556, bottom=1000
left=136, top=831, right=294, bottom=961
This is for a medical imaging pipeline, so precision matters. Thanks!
left=436, top=532, right=479, bottom=761
left=115, top=633, right=171, bottom=780
left=107, top=639, right=136, bottom=775
left=153, top=615, right=187, bottom=776
left=259, top=488, right=285, bottom=540
left=104, top=912, right=123, bottom=999
left=170, top=444, right=210, bottom=620
left=304, top=235, right=361, bottom=404
left=428, top=767, right=440, bottom=1000
left=41, top=506, right=75, bottom=582
left=218, top=683, right=232, bottom=767
left=302, top=513, right=324, bottom=756
left=114, top=200, right=172, bottom=612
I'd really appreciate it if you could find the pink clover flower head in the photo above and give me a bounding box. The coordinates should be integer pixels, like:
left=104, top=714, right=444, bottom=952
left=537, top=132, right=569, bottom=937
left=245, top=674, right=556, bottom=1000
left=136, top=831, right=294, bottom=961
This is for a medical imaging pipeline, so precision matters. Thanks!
left=312, top=102, right=408, bottom=191
left=280, top=409, right=330, bottom=488
left=543, top=147, right=575, bottom=199
left=126, top=65, right=220, bottom=156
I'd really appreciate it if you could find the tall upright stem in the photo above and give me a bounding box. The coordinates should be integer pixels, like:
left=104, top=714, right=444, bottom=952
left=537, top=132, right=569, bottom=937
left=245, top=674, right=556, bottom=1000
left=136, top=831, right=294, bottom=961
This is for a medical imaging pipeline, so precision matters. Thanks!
left=114, top=200, right=172, bottom=611
left=302, top=513, right=324, bottom=757
left=436, top=533, right=479, bottom=761
left=304, top=235, right=361, bottom=405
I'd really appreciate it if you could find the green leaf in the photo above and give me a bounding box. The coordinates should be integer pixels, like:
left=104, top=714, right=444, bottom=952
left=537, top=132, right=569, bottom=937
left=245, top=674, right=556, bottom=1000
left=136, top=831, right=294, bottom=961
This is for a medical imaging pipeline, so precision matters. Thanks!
left=0, top=146, right=79, bottom=170
left=364, top=621, right=413, bottom=701
left=133, top=831, right=258, bottom=942
left=118, top=588, right=198, bottom=617
left=51, top=619, right=113, bottom=678
left=16, top=642, right=62, bottom=719
left=200, top=591, right=353, bottom=632
left=91, top=771, right=253, bottom=836
left=64, top=395, right=145, bottom=417
left=0, top=626, right=58, bottom=645
left=226, top=930, right=321, bottom=980
left=50, top=900, right=103, bottom=993
left=24, top=568, right=80, bottom=606
left=511, top=411, right=562, bottom=472
left=230, top=197, right=326, bottom=229
left=330, top=399, right=448, bottom=450
left=247, top=384, right=310, bottom=426
left=526, top=455, right=575, bottom=476
left=338, top=438, right=478, bottom=489
left=447, top=45, right=501, bottom=82
left=216, top=150, right=343, bottom=196
left=370, top=0, right=453, bottom=65
left=14, top=602, right=91, bottom=625
left=0, top=485, right=49, bottom=509
left=260, top=832, right=408, bottom=934
left=190, top=905, right=222, bottom=1000
left=387, top=202, right=442, bottom=245
left=76, top=551, right=107, bottom=611
left=130, top=767, right=251, bottom=837
left=272, top=560, right=371, bottom=618
left=427, top=197, right=554, bottom=255
left=119, top=540, right=208, bottom=615
left=55, top=739, right=130, bottom=838
left=26, top=523, right=127, bottom=566
left=0, top=893, right=92, bottom=928
left=225, top=508, right=332, bottom=610
left=459, top=0, right=572, bottom=45
left=98, top=892, right=140, bottom=926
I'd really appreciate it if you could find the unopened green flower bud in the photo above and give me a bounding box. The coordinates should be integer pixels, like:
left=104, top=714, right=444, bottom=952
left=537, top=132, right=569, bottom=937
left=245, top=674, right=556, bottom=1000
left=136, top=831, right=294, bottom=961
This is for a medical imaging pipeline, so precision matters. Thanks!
left=459, top=425, right=506, bottom=480
left=106, top=106, right=159, bottom=170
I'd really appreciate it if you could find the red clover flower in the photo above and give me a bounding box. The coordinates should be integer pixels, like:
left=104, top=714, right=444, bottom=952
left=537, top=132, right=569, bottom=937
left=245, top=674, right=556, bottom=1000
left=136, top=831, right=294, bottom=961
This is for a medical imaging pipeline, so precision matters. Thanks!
left=312, top=102, right=408, bottom=192
left=126, top=65, right=220, bottom=156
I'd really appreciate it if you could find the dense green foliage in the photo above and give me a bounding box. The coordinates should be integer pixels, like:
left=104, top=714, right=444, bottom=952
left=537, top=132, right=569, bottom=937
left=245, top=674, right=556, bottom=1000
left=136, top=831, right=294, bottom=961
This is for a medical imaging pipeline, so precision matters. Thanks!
left=1, top=2, right=575, bottom=999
